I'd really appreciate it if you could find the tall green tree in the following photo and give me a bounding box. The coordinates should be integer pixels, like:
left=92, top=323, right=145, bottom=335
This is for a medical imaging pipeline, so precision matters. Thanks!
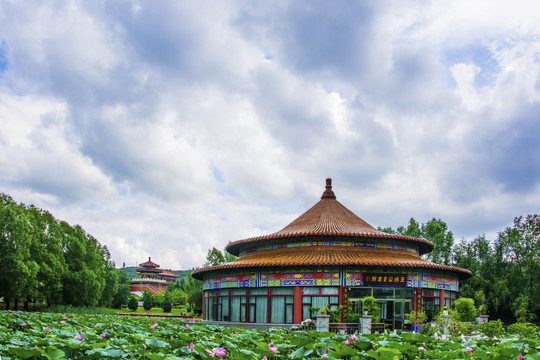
left=112, top=270, right=132, bottom=308
left=0, top=195, right=34, bottom=310
left=422, top=218, right=454, bottom=265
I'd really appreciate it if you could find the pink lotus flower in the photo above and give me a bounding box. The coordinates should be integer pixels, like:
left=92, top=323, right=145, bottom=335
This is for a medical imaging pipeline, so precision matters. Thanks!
left=172, top=326, right=178, bottom=329
left=321, top=355, right=329, bottom=358
left=269, top=345, right=277, bottom=353
left=189, top=341, right=194, bottom=349
left=42, top=327, right=49, bottom=331
left=150, top=323, right=158, bottom=330
left=186, top=324, right=190, bottom=328
left=419, top=347, right=426, bottom=351
left=343, top=339, right=351, bottom=345
left=518, top=353, right=523, bottom=360
left=205, top=347, right=226, bottom=357
left=21, top=323, right=27, bottom=326
left=262, top=357, right=267, bottom=360
left=465, top=347, right=473, bottom=353
left=100, top=333, right=106, bottom=338
left=75, top=336, right=83, bottom=341
left=350, top=334, right=358, bottom=341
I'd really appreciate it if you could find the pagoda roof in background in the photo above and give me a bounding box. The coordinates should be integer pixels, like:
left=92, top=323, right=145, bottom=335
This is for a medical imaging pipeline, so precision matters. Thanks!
left=139, top=257, right=160, bottom=268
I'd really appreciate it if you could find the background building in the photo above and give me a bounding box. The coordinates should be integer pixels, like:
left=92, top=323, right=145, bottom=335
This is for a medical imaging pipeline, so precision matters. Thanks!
left=129, top=257, right=180, bottom=296
left=192, top=179, right=471, bottom=328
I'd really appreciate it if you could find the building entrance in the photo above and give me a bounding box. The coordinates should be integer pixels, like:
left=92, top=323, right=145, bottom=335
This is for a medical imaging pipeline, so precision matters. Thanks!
left=348, top=287, right=414, bottom=330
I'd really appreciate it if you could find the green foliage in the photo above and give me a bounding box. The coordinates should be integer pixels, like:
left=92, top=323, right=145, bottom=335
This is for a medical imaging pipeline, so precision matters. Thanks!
left=327, top=306, right=343, bottom=323
left=507, top=322, right=539, bottom=338
left=513, top=295, right=537, bottom=323
left=477, top=319, right=504, bottom=338
left=1, top=311, right=540, bottom=359
left=161, top=301, right=172, bottom=313
left=343, top=312, right=358, bottom=323
left=452, top=297, right=477, bottom=322
left=0, top=193, right=118, bottom=310
left=182, top=271, right=203, bottom=314
left=142, top=290, right=154, bottom=311
left=204, top=247, right=236, bottom=267
left=127, top=296, right=138, bottom=311
left=405, top=310, right=428, bottom=324
left=153, top=291, right=165, bottom=306
left=362, top=296, right=380, bottom=323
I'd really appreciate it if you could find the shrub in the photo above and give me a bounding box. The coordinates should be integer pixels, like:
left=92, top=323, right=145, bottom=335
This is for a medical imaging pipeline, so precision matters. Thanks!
left=344, top=313, right=359, bottom=323
left=507, top=322, right=539, bottom=338
left=452, top=298, right=477, bottom=322
left=142, top=290, right=154, bottom=311
left=162, top=301, right=172, bottom=313
left=512, top=295, right=536, bottom=323
left=127, top=297, right=138, bottom=311
left=420, top=324, right=436, bottom=336
left=362, top=296, right=380, bottom=323
left=450, top=322, right=475, bottom=336
left=405, top=310, right=428, bottom=324
left=477, top=319, right=504, bottom=338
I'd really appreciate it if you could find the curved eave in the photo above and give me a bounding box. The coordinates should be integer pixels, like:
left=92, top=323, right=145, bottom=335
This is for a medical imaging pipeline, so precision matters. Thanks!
left=192, top=247, right=472, bottom=280
left=226, top=233, right=434, bottom=257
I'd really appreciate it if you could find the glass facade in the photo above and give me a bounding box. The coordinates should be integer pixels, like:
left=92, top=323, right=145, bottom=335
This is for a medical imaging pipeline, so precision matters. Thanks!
left=204, top=287, right=294, bottom=324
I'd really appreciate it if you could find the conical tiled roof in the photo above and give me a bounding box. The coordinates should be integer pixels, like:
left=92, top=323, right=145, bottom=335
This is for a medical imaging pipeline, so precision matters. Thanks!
left=226, top=179, right=434, bottom=256
left=192, top=179, right=471, bottom=280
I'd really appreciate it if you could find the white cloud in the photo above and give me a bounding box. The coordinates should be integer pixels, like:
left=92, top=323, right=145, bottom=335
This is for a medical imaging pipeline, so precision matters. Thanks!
left=0, top=0, right=539, bottom=269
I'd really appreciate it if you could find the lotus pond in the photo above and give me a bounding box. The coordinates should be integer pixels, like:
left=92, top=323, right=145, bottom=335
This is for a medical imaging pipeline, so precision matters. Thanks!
left=1, top=311, right=539, bottom=359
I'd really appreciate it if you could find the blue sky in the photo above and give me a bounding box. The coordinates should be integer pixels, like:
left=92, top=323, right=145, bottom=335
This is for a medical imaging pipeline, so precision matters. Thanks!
left=1, top=1, right=539, bottom=269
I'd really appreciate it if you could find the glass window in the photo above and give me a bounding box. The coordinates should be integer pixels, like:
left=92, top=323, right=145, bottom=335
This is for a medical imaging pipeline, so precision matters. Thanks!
left=395, top=288, right=414, bottom=300
left=249, top=288, right=268, bottom=295
left=321, top=287, right=339, bottom=295
left=302, top=296, right=311, bottom=303
left=231, top=289, right=246, bottom=295
left=432, top=290, right=440, bottom=297
left=256, top=296, right=268, bottom=322
left=272, top=287, right=294, bottom=295
left=303, top=287, right=320, bottom=294
left=270, top=296, right=285, bottom=323
left=349, top=288, right=372, bottom=298
left=230, top=297, right=241, bottom=322
left=218, top=289, right=229, bottom=295
left=373, top=288, right=394, bottom=299
left=422, top=289, right=431, bottom=296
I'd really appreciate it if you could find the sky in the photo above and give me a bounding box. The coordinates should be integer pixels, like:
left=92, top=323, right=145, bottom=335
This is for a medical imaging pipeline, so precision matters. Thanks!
left=1, top=1, right=539, bottom=270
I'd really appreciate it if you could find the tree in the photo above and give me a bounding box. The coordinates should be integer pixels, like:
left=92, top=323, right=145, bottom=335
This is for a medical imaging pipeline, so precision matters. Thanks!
left=452, top=297, right=477, bottom=322
left=128, top=296, right=138, bottom=311
left=204, top=247, right=236, bottom=267
left=112, top=270, right=132, bottom=309
left=142, top=290, right=154, bottom=311
left=153, top=291, right=165, bottom=307
left=422, top=218, right=454, bottom=265
left=182, top=271, right=203, bottom=314
left=0, top=194, right=34, bottom=310
left=162, top=291, right=173, bottom=313
left=496, top=215, right=540, bottom=318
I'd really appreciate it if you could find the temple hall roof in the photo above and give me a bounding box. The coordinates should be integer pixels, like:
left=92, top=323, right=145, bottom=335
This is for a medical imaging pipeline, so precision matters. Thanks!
left=226, top=178, right=434, bottom=256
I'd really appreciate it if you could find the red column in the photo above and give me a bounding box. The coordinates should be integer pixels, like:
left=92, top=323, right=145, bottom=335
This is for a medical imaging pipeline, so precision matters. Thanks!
left=201, top=291, right=205, bottom=320
left=293, top=286, right=303, bottom=324
left=440, top=290, right=445, bottom=310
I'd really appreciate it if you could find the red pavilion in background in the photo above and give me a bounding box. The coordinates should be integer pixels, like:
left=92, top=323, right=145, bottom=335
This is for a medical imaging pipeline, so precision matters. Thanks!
left=129, top=257, right=180, bottom=295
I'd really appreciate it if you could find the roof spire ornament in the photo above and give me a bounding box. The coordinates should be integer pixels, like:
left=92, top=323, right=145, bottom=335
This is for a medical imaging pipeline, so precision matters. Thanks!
left=321, top=178, right=336, bottom=199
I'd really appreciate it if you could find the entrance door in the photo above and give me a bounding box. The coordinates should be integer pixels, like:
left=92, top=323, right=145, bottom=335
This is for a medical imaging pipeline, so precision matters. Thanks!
left=393, top=300, right=412, bottom=330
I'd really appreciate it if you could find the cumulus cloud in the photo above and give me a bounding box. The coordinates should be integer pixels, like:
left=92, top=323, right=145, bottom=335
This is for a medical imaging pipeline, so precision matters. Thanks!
left=0, top=0, right=539, bottom=269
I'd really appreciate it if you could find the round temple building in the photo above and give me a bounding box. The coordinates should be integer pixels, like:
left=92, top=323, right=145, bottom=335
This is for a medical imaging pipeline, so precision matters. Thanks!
left=192, top=179, right=471, bottom=329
